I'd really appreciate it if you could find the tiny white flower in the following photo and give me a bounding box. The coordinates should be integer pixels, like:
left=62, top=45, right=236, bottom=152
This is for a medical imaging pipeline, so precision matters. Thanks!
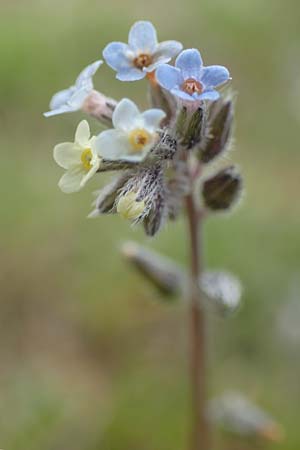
left=94, top=98, right=166, bottom=162
left=53, top=120, right=101, bottom=193
left=44, top=60, right=103, bottom=117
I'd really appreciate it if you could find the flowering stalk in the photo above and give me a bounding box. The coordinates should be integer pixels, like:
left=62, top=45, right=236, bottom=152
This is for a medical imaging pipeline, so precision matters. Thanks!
left=44, top=20, right=244, bottom=450
left=185, top=180, right=210, bottom=450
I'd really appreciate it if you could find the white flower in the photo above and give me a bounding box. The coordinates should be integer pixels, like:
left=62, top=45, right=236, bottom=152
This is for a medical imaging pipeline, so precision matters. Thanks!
left=44, top=60, right=103, bottom=117
left=53, top=120, right=101, bottom=193
left=94, top=98, right=166, bottom=162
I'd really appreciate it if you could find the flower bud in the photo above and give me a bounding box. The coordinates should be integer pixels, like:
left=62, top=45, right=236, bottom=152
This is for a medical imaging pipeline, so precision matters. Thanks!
left=121, top=241, right=183, bottom=296
left=88, top=172, right=132, bottom=217
left=200, top=270, right=242, bottom=316
left=208, top=392, right=284, bottom=442
left=81, top=90, right=117, bottom=127
left=117, top=191, right=146, bottom=220
left=180, top=107, right=206, bottom=150
left=143, top=189, right=166, bottom=236
left=199, top=98, right=233, bottom=163
left=202, top=166, right=242, bottom=211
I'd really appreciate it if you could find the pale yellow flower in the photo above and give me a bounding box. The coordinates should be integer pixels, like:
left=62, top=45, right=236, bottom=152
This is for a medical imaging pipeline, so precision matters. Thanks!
left=53, top=120, right=101, bottom=193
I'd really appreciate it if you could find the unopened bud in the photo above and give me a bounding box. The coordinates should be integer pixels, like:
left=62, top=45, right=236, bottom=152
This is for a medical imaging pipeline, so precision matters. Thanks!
left=200, top=270, right=242, bottom=316
left=202, top=166, right=242, bottom=211
left=88, top=172, right=131, bottom=217
left=200, top=98, right=233, bottom=163
left=176, top=106, right=188, bottom=136
left=180, top=107, right=206, bottom=149
left=121, top=241, right=183, bottom=296
left=82, top=90, right=117, bottom=127
left=117, top=191, right=146, bottom=221
left=208, top=391, right=284, bottom=442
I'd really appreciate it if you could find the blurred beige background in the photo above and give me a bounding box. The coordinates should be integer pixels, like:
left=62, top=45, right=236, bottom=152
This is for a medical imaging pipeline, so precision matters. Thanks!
left=0, top=0, right=299, bottom=449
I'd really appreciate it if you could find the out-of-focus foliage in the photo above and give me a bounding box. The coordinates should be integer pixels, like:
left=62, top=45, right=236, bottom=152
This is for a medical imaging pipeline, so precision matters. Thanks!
left=0, top=1, right=299, bottom=449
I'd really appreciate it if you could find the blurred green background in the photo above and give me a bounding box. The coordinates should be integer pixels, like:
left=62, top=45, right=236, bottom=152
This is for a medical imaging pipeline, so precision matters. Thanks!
left=1, top=0, right=300, bottom=449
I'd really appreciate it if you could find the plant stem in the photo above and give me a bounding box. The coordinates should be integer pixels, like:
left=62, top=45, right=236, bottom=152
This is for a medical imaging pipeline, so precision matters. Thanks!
left=185, top=191, right=210, bottom=450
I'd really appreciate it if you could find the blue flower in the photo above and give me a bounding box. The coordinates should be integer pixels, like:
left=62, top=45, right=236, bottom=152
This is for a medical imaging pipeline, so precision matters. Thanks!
left=156, top=49, right=230, bottom=102
left=44, top=60, right=102, bottom=117
left=103, top=21, right=183, bottom=82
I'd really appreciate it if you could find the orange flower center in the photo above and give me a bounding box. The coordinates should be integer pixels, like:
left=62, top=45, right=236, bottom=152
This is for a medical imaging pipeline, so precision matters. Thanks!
left=133, top=53, right=152, bottom=69
left=129, top=128, right=152, bottom=152
left=181, top=78, right=203, bottom=95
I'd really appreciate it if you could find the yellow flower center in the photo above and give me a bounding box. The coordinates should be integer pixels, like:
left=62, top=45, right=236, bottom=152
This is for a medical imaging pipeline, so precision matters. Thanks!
left=81, top=148, right=93, bottom=171
left=181, top=78, right=203, bottom=95
left=133, top=53, right=153, bottom=69
left=129, top=128, right=152, bottom=152
left=117, top=192, right=146, bottom=220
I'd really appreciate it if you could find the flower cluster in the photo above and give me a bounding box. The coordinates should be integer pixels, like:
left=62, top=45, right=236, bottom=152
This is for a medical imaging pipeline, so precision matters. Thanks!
left=45, top=20, right=241, bottom=236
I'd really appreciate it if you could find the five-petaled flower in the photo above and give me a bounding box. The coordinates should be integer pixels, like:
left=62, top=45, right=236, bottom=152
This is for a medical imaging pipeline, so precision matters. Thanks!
left=44, top=61, right=102, bottom=117
left=94, top=98, right=166, bottom=161
left=53, top=120, right=101, bottom=193
left=103, top=21, right=182, bottom=81
left=156, top=48, right=230, bottom=102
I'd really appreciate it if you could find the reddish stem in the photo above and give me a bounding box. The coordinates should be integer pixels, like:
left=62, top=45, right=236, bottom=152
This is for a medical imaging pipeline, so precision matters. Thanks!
left=185, top=188, right=211, bottom=450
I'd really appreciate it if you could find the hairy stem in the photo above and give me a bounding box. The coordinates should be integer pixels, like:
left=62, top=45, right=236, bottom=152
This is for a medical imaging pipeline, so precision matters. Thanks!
left=185, top=189, right=210, bottom=450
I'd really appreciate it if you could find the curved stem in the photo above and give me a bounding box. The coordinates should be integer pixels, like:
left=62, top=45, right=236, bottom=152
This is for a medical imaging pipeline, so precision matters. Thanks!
left=185, top=191, right=210, bottom=450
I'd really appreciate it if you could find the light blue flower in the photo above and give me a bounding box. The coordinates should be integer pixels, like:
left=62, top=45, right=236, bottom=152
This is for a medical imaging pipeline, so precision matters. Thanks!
left=156, top=49, right=230, bottom=102
left=103, top=21, right=182, bottom=82
left=44, top=60, right=103, bottom=117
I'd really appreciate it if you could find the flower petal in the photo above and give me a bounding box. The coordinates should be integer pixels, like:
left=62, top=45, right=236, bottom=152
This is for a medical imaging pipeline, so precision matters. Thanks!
left=44, top=86, right=90, bottom=117
left=103, top=42, right=133, bottom=72
left=80, top=159, right=100, bottom=188
left=141, top=109, right=166, bottom=131
left=197, top=90, right=220, bottom=101
left=143, top=58, right=171, bottom=73
left=75, top=120, right=91, bottom=147
left=156, top=64, right=183, bottom=90
left=70, top=85, right=92, bottom=108
left=49, top=87, right=75, bottom=110
left=94, top=129, right=131, bottom=160
left=75, top=60, right=103, bottom=88
left=44, top=105, right=77, bottom=117
left=200, top=65, right=230, bottom=88
left=58, top=166, right=85, bottom=193
left=53, top=142, right=81, bottom=169
left=153, top=40, right=183, bottom=61
left=116, top=68, right=146, bottom=81
left=112, top=98, right=140, bottom=130
left=175, top=48, right=203, bottom=79
left=128, top=21, right=158, bottom=52
left=170, top=88, right=194, bottom=101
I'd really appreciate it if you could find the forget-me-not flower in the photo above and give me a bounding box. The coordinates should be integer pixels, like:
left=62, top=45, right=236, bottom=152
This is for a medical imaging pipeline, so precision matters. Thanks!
left=156, top=49, right=230, bottom=102
left=103, top=21, right=182, bottom=81
left=44, top=61, right=103, bottom=117
left=53, top=120, right=101, bottom=193
left=94, top=98, right=166, bottom=161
